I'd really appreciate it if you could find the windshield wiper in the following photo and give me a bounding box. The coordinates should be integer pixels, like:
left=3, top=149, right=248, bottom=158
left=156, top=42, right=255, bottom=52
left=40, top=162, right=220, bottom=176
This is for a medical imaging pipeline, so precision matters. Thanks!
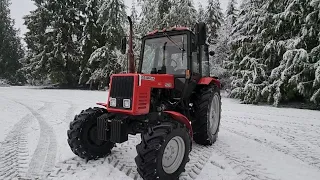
left=163, top=32, right=185, bottom=52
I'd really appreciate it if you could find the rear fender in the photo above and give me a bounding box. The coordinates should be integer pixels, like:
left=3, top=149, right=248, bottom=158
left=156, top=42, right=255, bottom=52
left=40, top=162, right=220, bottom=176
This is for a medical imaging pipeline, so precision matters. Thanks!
left=163, top=111, right=193, bottom=137
left=198, top=77, right=221, bottom=88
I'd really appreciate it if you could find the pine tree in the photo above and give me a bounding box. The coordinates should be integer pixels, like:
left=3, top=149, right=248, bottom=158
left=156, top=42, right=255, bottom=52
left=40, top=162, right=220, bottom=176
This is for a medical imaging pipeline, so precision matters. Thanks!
left=130, top=0, right=139, bottom=26
left=138, top=0, right=159, bottom=34
left=85, top=46, right=121, bottom=89
left=217, top=0, right=238, bottom=91
left=158, top=0, right=172, bottom=28
left=225, top=0, right=238, bottom=35
left=98, top=0, right=126, bottom=50
left=309, top=0, right=320, bottom=104
left=79, top=0, right=105, bottom=85
left=82, top=0, right=127, bottom=88
left=0, top=0, right=25, bottom=84
left=130, top=0, right=141, bottom=72
left=205, top=0, right=223, bottom=44
left=165, top=0, right=197, bottom=28
left=228, top=0, right=320, bottom=106
left=23, top=0, right=52, bottom=84
left=228, top=0, right=269, bottom=103
left=43, top=0, right=84, bottom=86
left=198, top=3, right=206, bottom=22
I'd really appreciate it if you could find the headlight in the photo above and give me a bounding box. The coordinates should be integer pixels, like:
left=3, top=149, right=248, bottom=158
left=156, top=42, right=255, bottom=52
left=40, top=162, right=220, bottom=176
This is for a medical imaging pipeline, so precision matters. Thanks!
left=123, top=99, right=131, bottom=109
left=110, top=98, right=116, bottom=107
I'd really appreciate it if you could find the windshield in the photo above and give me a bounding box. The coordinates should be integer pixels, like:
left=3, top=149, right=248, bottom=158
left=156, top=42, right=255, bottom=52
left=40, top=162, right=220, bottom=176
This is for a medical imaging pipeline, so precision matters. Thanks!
left=141, top=34, right=188, bottom=75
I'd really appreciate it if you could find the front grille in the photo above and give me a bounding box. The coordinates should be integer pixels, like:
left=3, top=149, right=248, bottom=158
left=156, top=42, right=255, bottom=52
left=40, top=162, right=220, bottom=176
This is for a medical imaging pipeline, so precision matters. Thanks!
left=138, top=93, right=148, bottom=109
left=109, top=76, right=134, bottom=109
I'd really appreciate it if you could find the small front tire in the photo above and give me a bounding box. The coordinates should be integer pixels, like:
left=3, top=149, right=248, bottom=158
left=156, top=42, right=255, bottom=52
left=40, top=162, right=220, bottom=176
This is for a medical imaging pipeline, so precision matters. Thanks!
left=67, top=107, right=114, bottom=160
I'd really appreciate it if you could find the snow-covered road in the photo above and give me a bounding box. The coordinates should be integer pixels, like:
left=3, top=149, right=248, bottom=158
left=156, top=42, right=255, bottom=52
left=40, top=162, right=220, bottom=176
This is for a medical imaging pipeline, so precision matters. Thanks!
left=0, top=86, right=320, bottom=180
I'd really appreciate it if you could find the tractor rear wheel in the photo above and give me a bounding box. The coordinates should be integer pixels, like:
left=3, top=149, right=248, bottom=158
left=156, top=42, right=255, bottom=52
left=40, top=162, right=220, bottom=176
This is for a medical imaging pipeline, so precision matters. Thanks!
left=135, top=121, right=191, bottom=180
left=193, top=85, right=221, bottom=145
left=67, top=107, right=114, bottom=160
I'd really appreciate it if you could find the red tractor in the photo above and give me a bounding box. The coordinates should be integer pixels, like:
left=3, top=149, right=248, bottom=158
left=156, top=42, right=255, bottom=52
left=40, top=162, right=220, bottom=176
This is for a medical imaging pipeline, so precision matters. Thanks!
left=67, top=17, right=221, bottom=180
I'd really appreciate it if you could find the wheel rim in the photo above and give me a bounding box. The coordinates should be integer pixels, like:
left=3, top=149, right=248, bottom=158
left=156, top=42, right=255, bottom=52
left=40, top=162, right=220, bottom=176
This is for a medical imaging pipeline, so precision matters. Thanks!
left=208, top=93, right=221, bottom=138
left=162, top=136, right=186, bottom=174
left=88, top=126, right=104, bottom=146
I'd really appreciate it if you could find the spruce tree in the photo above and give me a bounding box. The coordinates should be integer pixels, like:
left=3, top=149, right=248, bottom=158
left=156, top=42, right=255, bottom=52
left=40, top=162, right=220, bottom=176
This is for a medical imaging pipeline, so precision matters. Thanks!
left=228, top=0, right=269, bottom=103
left=228, top=0, right=320, bottom=106
left=205, top=0, right=223, bottom=44
left=309, top=0, right=320, bottom=104
left=130, top=0, right=141, bottom=72
left=42, top=0, right=84, bottom=86
left=23, top=0, right=52, bottom=84
left=98, top=0, right=126, bottom=50
left=158, top=0, right=172, bottom=28
left=79, top=0, right=105, bottom=85
left=198, top=3, right=206, bottom=22
left=0, top=0, right=24, bottom=84
left=139, top=0, right=160, bottom=34
left=83, top=0, right=126, bottom=88
left=225, top=0, right=238, bottom=35
left=165, top=0, right=197, bottom=28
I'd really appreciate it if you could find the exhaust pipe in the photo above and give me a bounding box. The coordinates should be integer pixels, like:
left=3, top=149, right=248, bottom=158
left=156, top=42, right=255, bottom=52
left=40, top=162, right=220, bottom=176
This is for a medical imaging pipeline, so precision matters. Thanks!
left=127, top=16, right=135, bottom=73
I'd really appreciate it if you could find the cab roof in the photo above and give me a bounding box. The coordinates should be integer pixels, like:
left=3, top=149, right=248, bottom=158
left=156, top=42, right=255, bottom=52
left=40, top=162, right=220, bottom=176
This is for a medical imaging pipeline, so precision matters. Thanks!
left=146, top=27, right=192, bottom=36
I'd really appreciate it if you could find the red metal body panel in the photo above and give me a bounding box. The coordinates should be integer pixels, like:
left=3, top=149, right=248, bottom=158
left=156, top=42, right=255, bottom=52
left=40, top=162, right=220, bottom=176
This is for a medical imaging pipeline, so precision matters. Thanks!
left=198, top=77, right=221, bottom=88
left=104, top=73, right=175, bottom=116
left=164, top=111, right=193, bottom=137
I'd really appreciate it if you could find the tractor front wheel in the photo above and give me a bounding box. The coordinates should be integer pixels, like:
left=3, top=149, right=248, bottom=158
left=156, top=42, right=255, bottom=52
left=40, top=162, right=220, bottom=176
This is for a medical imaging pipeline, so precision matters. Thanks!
left=135, top=121, right=191, bottom=180
left=67, top=107, right=114, bottom=160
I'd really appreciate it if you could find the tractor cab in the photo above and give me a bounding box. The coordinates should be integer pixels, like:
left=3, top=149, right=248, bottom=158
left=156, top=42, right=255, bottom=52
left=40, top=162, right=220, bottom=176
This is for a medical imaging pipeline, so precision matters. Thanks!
left=122, top=25, right=215, bottom=79
left=138, top=27, right=215, bottom=95
left=140, top=29, right=191, bottom=76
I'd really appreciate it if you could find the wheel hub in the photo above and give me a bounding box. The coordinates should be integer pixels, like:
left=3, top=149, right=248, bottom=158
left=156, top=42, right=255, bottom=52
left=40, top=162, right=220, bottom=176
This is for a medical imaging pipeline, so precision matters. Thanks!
left=88, top=126, right=104, bottom=146
left=162, top=136, right=185, bottom=174
left=208, top=94, right=221, bottom=137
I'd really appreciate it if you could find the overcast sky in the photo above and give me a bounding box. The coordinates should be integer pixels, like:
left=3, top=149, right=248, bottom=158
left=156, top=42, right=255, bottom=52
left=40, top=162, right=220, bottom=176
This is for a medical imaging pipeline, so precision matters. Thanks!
left=9, top=0, right=230, bottom=39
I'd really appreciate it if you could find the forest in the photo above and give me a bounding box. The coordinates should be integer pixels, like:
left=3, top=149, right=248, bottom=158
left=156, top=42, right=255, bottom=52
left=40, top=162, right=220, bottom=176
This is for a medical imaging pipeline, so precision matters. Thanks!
left=0, top=0, right=319, bottom=107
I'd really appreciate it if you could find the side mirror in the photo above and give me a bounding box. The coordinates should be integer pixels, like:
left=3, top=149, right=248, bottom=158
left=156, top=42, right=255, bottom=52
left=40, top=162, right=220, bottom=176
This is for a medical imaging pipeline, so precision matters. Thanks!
left=121, top=37, right=127, bottom=54
left=209, top=51, right=215, bottom=56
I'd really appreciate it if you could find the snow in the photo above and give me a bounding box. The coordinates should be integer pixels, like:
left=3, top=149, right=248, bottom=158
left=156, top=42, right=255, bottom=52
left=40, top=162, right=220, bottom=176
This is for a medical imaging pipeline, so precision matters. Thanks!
left=1, top=86, right=320, bottom=180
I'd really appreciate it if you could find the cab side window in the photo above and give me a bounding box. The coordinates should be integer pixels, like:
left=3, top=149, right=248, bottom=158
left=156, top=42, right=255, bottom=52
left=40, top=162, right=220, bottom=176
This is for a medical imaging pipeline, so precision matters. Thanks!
left=201, top=44, right=210, bottom=77
left=191, top=38, right=200, bottom=74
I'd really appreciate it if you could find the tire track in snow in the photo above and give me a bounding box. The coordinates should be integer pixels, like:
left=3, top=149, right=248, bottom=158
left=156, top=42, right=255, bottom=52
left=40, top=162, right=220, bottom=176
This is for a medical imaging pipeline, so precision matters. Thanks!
left=223, top=114, right=320, bottom=147
left=223, top=110, right=320, bottom=121
left=0, top=102, right=49, bottom=179
left=48, top=134, right=218, bottom=180
left=64, top=101, right=77, bottom=124
left=14, top=102, right=58, bottom=179
left=224, top=118, right=320, bottom=170
left=212, top=139, right=279, bottom=180
left=47, top=135, right=142, bottom=180
left=48, top=132, right=273, bottom=180
left=223, top=114, right=320, bottom=135
left=0, top=115, right=31, bottom=179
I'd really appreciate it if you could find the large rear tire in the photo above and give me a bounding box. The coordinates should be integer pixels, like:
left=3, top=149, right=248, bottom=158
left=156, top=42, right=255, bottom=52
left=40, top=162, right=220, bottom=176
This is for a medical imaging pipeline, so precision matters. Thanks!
left=135, top=121, right=191, bottom=180
left=193, top=85, right=221, bottom=145
left=67, top=107, right=114, bottom=160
